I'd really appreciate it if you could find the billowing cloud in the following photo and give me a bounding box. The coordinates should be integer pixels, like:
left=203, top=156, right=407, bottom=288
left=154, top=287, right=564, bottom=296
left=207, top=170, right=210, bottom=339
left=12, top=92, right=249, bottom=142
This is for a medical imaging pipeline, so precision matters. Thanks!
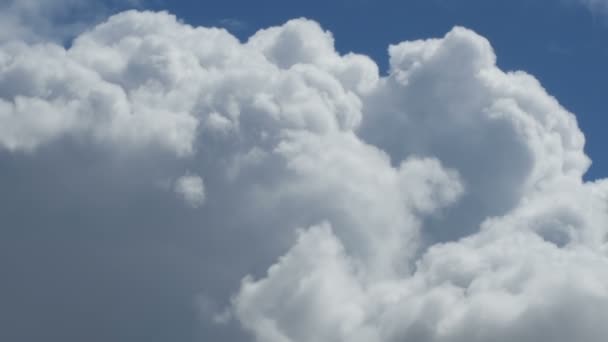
left=1, top=9, right=607, bottom=342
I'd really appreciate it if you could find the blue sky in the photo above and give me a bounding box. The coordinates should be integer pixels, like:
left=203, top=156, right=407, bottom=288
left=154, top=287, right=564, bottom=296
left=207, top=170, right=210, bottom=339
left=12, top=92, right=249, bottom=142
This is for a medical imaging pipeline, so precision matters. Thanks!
left=145, top=0, right=607, bottom=180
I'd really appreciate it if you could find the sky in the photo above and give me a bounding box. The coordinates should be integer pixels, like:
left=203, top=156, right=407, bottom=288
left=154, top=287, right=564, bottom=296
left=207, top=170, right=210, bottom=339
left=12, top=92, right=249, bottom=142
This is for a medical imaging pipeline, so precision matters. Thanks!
left=1, top=1, right=608, bottom=342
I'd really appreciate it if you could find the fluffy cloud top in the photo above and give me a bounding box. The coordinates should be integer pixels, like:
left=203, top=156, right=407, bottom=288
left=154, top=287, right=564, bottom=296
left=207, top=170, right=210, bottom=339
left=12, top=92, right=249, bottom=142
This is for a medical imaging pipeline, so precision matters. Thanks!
left=1, top=10, right=607, bottom=342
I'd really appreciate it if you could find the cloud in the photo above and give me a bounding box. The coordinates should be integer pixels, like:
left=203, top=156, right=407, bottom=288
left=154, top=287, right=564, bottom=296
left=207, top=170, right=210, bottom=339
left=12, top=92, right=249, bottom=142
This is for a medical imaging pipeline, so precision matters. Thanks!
left=579, top=0, right=608, bottom=14
left=174, top=173, right=206, bottom=208
left=0, top=0, right=143, bottom=44
left=1, top=9, right=607, bottom=342
left=0, top=12, right=376, bottom=156
left=219, top=18, right=248, bottom=32
left=228, top=20, right=607, bottom=342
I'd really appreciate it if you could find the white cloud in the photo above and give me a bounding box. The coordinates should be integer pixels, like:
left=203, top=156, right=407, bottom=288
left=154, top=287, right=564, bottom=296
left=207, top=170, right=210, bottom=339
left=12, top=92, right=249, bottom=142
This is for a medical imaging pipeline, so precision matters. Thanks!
left=174, top=173, right=206, bottom=208
left=229, top=22, right=607, bottom=342
left=1, top=10, right=607, bottom=342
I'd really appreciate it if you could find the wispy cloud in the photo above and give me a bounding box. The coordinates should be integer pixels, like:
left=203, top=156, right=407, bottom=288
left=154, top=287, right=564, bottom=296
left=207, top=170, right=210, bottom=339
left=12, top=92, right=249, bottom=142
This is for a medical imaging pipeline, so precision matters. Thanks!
left=218, top=18, right=248, bottom=32
left=0, top=0, right=145, bottom=43
left=578, top=0, right=608, bottom=15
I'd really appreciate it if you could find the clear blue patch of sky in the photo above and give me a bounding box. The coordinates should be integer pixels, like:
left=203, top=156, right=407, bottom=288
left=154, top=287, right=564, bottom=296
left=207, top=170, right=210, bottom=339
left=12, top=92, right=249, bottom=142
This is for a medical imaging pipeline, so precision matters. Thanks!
left=138, top=0, right=607, bottom=180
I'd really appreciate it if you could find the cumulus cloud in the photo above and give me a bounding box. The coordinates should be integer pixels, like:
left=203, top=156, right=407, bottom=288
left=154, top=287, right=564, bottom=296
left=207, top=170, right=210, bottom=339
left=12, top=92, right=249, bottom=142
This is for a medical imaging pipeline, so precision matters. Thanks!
left=1, top=9, right=607, bottom=342
left=174, top=173, right=206, bottom=208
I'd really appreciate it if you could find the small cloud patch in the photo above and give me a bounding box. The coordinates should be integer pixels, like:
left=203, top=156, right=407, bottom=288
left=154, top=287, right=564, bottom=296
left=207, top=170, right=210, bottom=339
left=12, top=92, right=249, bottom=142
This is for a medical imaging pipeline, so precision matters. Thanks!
left=174, top=173, right=206, bottom=208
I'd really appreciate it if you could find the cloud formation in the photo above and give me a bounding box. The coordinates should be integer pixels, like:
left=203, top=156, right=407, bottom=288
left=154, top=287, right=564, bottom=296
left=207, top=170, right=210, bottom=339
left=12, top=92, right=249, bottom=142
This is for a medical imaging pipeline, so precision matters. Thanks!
left=0, top=0, right=142, bottom=44
left=579, top=0, right=608, bottom=14
left=1, top=10, right=607, bottom=342
left=174, top=173, right=206, bottom=208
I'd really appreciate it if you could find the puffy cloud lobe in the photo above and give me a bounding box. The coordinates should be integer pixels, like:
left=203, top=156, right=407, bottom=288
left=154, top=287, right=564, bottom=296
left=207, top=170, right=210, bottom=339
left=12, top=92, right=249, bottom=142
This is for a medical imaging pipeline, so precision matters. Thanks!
left=234, top=223, right=608, bottom=342
left=360, top=27, right=590, bottom=242
left=235, top=224, right=380, bottom=342
left=229, top=22, right=608, bottom=342
left=268, top=131, right=462, bottom=276
left=174, top=173, right=206, bottom=208
left=1, top=10, right=607, bottom=342
left=0, top=37, right=198, bottom=155
left=0, top=11, right=377, bottom=155
left=233, top=183, right=608, bottom=342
